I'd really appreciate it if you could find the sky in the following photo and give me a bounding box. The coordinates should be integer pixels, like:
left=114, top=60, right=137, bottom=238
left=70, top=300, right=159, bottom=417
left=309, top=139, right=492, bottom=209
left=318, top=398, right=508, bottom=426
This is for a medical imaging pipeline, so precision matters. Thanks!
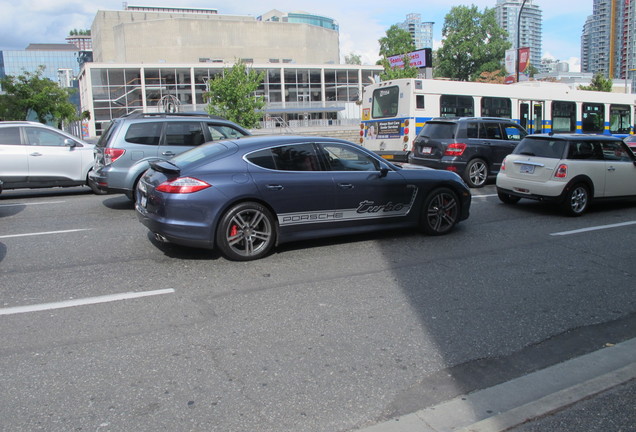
left=0, top=0, right=592, bottom=71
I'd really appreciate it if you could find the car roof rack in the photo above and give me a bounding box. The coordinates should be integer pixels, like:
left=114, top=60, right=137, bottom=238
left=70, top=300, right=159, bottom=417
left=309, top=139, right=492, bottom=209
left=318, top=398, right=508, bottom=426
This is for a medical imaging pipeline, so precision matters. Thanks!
left=121, top=111, right=226, bottom=120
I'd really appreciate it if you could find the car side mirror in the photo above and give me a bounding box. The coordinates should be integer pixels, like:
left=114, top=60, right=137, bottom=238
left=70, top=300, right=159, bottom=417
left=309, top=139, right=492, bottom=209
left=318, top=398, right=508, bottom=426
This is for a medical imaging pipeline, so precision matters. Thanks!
left=379, top=167, right=389, bottom=178
left=64, top=139, right=78, bottom=148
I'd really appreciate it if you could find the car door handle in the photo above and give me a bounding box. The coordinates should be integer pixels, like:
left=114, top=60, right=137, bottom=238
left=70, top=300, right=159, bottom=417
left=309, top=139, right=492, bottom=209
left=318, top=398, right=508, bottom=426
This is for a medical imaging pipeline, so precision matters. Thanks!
left=338, top=183, right=354, bottom=189
left=162, top=151, right=176, bottom=157
left=266, top=184, right=284, bottom=191
left=607, top=166, right=616, bottom=172
left=29, top=152, right=43, bottom=157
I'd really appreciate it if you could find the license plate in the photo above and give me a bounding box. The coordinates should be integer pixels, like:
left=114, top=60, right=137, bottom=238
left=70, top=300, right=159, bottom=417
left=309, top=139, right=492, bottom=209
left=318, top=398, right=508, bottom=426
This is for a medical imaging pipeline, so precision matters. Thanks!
left=420, top=146, right=432, bottom=154
left=381, top=154, right=394, bottom=160
left=520, top=164, right=535, bottom=174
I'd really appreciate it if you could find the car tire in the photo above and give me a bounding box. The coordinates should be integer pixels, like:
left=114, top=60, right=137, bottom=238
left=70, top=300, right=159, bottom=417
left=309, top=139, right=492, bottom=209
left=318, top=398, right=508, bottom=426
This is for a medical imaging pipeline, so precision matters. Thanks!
left=561, top=183, right=589, bottom=217
left=497, top=190, right=521, bottom=204
left=420, top=188, right=460, bottom=236
left=87, top=170, right=107, bottom=195
left=463, top=158, right=488, bottom=188
left=216, top=202, right=276, bottom=261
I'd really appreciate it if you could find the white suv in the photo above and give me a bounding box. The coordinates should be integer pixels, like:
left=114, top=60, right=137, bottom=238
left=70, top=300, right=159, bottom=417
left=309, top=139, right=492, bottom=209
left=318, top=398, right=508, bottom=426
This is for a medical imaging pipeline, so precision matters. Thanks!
left=0, top=121, right=99, bottom=195
left=496, top=134, right=636, bottom=216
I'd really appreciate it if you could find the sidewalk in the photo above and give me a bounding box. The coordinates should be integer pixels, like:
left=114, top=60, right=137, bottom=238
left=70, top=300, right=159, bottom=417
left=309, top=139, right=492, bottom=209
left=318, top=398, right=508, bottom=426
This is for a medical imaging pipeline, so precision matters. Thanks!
left=356, top=338, right=636, bottom=432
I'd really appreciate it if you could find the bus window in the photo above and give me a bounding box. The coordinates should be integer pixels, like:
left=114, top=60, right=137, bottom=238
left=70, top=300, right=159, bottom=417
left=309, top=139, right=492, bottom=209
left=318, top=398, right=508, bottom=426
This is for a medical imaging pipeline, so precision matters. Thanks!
left=582, top=103, right=605, bottom=133
left=481, top=97, right=511, bottom=118
left=371, top=86, right=400, bottom=118
left=520, top=103, right=529, bottom=130
left=552, top=101, right=576, bottom=132
left=416, top=95, right=425, bottom=109
left=534, top=104, right=543, bottom=133
left=440, top=95, right=474, bottom=117
left=610, top=104, right=631, bottom=134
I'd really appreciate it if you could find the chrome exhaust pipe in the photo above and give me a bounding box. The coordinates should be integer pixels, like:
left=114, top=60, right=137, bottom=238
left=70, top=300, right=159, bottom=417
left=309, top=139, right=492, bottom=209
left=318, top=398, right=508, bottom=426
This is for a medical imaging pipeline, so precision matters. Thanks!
left=154, top=233, right=169, bottom=243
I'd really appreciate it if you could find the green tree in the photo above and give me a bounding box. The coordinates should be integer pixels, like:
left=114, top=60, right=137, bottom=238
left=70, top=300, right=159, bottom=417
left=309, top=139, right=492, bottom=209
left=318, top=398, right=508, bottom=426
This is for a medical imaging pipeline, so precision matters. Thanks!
left=435, top=5, right=510, bottom=81
left=345, top=53, right=362, bottom=65
left=379, top=25, right=415, bottom=58
left=377, top=26, right=418, bottom=80
left=203, top=61, right=266, bottom=129
left=0, top=66, right=78, bottom=124
left=578, top=73, right=613, bottom=92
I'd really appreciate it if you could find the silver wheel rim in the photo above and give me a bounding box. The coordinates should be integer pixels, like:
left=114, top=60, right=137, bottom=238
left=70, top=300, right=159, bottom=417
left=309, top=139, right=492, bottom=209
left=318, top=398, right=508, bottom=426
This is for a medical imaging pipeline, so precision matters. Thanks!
left=469, top=161, right=487, bottom=186
left=570, top=186, right=588, bottom=213
left=426, top=192, right=459, bottom=233
left=226, top=208, right=273, bottom=257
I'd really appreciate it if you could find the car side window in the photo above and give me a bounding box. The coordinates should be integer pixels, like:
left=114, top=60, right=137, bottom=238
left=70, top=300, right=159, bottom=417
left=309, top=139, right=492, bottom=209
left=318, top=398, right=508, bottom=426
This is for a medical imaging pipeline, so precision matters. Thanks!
left=601, top=141, right=633, bottom=162
left=125, top=122, right=162, bottom=145
left=25, top=128, right=68, bottom=146
left=483, top=123, right=503, bottom=139
left=0, top=127, right=21, bottom=145
left=503, top=124, right=526, bottom=140
left=320, top=143, right=380, bottom=172
left=207, top=124, right=246, bottom=141
left=165, top=122, right=205, bottom=146
left=567, top=141, right=603, bottom=160
left=247, top=143, right=322, bottom=171
left=466, top=122, right=479, bottom=138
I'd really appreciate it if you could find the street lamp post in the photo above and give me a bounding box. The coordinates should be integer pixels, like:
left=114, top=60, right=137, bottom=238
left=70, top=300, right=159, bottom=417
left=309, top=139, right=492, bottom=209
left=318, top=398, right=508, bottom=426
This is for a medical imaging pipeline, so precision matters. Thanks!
left=515, top=0, right=528, bottom=83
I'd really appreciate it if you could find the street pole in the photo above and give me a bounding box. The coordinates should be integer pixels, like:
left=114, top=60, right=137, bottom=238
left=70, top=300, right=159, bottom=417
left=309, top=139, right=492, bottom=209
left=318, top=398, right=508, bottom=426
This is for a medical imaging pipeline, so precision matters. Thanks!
left=516, top=0, right=528, bottom=83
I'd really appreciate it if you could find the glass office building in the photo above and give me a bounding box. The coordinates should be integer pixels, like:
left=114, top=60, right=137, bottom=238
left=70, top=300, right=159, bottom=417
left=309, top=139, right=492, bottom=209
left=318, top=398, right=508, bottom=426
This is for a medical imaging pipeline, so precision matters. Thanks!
left=78, top=63, right=382, bottom=137
left=0, top=45, right=80, bottom=85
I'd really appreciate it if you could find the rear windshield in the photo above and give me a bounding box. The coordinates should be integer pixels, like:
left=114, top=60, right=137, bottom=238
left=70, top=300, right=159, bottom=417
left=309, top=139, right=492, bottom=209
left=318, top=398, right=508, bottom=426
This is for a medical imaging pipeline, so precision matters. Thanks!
left=513, top=138, right=566, bottom=159
left=171, top=141, right=235, bottom=167
left=417, top=122, right=456, bottom=140
left=95, top=120, right=117, bottom=148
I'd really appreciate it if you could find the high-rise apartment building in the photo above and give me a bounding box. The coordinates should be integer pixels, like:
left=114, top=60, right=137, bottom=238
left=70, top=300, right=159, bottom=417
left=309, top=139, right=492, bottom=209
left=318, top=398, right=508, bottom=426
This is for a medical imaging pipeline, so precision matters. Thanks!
left=397, top=13, right=434, bottom=50
left=582, top=0, right=635, bottom=85
left=494, top=0, right=543, bottom=71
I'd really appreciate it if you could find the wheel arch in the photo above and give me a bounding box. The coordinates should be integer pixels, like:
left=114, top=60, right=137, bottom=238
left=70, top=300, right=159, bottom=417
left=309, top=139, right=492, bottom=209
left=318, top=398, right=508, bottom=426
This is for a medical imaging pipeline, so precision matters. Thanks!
left=562, top=175, right=595, bottom=200
left=213, top=197, right=280, bottom=246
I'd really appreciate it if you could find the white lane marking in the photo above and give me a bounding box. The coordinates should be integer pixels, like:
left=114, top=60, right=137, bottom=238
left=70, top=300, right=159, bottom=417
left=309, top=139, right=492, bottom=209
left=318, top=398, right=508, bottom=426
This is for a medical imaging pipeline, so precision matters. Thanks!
left=472, top=194, right=497, bottom=198
left=0, top=201, right=66, bottom=207
left=551, top=221, right=636, bottom=236
left=0, top=289, right=176, bottom=316
left=0, top=229, right=91, bottom=239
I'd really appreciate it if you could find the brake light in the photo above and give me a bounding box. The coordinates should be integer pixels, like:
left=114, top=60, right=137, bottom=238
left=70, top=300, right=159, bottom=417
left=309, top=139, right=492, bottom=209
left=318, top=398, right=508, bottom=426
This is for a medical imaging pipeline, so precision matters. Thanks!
left=156, top=177, right=211, bottom=194
left=555, top=164, right=568, bottom=178
left=501, top=159, right=507, bottom=171
left=444, top=143, right=467, bottom=156
left=104, top=148, right=125, bottom=165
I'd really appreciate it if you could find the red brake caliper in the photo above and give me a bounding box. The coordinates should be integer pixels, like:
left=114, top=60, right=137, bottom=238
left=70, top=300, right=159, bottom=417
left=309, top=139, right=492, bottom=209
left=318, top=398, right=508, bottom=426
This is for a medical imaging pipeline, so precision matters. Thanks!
left=230, top=225, right=239, bottom=237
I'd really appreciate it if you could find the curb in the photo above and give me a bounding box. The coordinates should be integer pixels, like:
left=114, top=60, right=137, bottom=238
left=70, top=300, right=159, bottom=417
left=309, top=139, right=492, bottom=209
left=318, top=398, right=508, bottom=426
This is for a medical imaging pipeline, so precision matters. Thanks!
left=357, top=337, right=636, bottom=432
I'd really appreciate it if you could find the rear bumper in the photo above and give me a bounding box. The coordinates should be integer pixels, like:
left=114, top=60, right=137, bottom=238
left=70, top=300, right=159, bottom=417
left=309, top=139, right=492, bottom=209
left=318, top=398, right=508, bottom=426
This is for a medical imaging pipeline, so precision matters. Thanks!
left=496, top=174, right=567, bottom=201
left=89, top=166, right=132, bottom=195
left=136, top=203, right=215, bottom=250
left=408, top=154, right=467, bottom=173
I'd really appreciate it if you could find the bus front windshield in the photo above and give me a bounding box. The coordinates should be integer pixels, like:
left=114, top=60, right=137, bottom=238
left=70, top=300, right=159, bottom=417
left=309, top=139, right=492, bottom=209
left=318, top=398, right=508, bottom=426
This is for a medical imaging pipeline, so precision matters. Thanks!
left=372, top=86, right=399, bottom=119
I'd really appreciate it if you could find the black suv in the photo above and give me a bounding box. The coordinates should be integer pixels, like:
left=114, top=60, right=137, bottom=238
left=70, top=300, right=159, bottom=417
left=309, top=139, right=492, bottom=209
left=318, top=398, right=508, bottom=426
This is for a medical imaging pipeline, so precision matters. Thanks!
left=90, top=112, right=250, bottom=200
left=408, top=117, right=527, bottom=187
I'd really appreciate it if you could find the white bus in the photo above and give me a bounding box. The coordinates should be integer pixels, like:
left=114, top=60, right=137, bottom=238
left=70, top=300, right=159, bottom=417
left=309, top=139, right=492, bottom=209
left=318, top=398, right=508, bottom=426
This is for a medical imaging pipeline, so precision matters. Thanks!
left=359, top=78, right=635, bottom=161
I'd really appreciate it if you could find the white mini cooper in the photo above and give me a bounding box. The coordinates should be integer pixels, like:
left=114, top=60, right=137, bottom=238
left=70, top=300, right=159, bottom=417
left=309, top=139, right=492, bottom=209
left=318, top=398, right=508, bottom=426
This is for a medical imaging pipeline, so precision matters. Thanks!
left=496, top=134, right=636, bottom=216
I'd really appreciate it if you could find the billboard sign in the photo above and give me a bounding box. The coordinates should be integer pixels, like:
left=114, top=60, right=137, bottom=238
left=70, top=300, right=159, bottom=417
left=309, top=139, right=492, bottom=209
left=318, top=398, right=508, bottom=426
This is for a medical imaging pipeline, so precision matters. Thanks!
left=387, top=49, right=432, bottom=69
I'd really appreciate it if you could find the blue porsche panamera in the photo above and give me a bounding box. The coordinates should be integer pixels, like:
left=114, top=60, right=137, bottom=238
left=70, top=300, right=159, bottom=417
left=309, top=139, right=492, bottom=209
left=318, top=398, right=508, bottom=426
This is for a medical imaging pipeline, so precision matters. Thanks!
left=135, top=135, right=471, bottom=261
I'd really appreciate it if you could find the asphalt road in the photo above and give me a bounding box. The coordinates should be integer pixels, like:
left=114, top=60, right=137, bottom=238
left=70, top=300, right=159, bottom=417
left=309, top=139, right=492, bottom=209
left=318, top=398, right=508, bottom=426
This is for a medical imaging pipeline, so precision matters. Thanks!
left=1, top=184, right=635, bottom=432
